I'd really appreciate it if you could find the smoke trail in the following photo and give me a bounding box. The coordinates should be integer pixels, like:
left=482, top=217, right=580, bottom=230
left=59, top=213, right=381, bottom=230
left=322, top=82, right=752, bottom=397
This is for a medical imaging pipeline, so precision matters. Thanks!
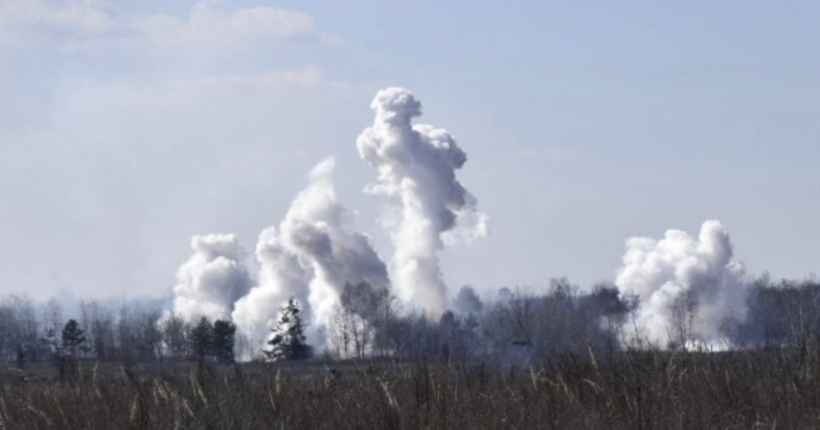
left=356, top=87, right=487, bottom=317
left=615, top=220, right=747, bottom=349
left=172, top=233, right=253, bottom=322
left=232, top=157, right=389, bottom=347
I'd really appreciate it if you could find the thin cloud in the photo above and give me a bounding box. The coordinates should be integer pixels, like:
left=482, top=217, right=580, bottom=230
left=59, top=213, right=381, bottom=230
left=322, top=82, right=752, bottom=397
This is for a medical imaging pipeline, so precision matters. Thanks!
left=0, top=0, right=338, bottom=56
left=180, top=66, right=325, bottom=91
left=134, top=2, right=325, bottom=57
left=114, top=65, right=328, bottom=108
left=510, top=148, right=582, bottom=163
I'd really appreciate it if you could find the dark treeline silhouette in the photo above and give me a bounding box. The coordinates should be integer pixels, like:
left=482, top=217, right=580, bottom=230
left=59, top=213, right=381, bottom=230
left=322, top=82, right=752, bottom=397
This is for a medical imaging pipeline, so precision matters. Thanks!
left=736, top=274, right=820, bottom=348
left=0, top=297, right=242, bottom=367
left=1, top=274, right=819, bottom=366
left=324, top=279, right=631, bottom=364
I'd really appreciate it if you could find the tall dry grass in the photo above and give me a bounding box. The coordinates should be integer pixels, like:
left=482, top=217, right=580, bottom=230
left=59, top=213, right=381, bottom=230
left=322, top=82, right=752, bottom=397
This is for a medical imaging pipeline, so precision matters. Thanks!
left=2, top=346, right=820, bottom=429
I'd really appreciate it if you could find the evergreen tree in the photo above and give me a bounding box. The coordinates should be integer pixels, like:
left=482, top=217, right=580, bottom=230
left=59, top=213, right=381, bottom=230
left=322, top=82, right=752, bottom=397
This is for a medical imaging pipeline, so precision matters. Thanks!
left=190, top=317, right=213, bottom=361
left=266, top=298, right=312, bottom=361
left=61, top=319, right=86, bottom=357
left=211, top=320, right=236, bottom=363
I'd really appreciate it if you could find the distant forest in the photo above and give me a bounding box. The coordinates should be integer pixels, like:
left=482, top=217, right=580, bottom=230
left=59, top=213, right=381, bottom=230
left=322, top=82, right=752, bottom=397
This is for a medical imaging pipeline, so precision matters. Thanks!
left=1, top=274, right=819, bottom=367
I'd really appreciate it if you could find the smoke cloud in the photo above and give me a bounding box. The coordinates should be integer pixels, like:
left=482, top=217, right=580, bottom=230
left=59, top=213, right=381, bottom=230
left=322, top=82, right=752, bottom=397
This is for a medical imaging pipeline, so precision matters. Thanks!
left=615, top=220, right=747, bottom=348
left=279, top=157, right=390, bottom=330
left=172, top=233, right=253, bottom=322
left=165, top=90, right=760, bottom=357
left=230, top=157, right=390, bottom=347
left=356, top=87, right=487, bottom=317
left=171, top=88, right=486, bottom=350
left=231, top=226, right=312, bottom=347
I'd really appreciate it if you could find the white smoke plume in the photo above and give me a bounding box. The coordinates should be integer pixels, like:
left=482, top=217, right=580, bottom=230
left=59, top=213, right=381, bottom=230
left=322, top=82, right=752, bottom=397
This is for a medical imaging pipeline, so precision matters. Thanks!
left=231, top=157, right=390, bottom=347
left=357, top=87, right=487, bottom=317
left=231, top=226, right=312, bottom=348
left=172, top=233, right=253, bottom=322
left=280, top=157, right=390, bottom=329
left=615, top=220, right=747, bottom=349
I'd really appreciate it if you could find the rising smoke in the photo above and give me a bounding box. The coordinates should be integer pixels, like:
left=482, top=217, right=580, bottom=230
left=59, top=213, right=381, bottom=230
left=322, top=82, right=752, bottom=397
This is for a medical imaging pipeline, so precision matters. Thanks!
left=615, top=220, right=748, bottom=349
left=165, top=91, right=762, bottom=356
left=228, top=158, right=390, bottom=347
left=278, top=157, right=390, bottom=331
left=356, top=87, right=487, bottom=317
left=173, top=88, right=486, bottom=347
left=171, top=233, right=253, bottom=322
left=171, top=88, right=488, bottom=348
left=231, top=226, right=312, bottom=347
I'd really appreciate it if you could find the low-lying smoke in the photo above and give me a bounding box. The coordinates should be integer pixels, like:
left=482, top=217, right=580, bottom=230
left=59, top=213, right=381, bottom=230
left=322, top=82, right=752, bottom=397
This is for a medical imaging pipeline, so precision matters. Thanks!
left=356, top=87, right=487, bottom=317
left=172, top=234, right=253, bottom=322
left=615, top=220, right=747, bottom=349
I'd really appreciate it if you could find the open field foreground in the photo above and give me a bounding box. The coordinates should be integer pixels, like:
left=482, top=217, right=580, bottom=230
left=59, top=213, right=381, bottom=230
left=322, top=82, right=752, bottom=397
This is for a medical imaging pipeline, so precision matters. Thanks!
left=3, top=349, right=820, bottom=429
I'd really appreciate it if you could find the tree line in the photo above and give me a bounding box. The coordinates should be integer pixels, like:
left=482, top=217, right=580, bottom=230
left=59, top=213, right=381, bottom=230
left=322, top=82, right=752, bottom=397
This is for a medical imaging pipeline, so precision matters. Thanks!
left=1, top=274, right=819, bottom=366
left=0, top=297, right=247, bottom=367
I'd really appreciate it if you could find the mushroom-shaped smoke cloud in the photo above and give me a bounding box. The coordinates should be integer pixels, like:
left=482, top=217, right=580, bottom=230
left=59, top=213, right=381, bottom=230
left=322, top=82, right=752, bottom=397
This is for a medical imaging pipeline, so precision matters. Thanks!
left=172, top=234, right=253, bottom=322
left=357, top=87, right=487, bottom=317
left=615, top=220, right=747, bottom=349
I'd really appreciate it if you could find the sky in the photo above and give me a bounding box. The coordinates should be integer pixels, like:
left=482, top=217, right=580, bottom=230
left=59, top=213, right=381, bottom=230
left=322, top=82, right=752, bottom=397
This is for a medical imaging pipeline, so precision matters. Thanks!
left=1, top=0, right=818, bottom=302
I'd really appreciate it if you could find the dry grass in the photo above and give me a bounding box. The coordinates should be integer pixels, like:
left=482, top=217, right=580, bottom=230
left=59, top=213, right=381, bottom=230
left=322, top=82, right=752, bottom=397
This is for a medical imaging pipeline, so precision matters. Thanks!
left=2, top=347, right=820, bottom=429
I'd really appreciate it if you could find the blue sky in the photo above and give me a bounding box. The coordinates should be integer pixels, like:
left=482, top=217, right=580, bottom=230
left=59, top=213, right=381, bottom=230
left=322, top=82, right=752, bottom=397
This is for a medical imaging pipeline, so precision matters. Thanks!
left=1, top=0, right=818, bottom=300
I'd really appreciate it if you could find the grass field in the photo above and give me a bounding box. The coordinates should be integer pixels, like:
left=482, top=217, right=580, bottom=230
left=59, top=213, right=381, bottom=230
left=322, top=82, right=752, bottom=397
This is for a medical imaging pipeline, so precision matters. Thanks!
left=2, top=346, right=820, bottom=429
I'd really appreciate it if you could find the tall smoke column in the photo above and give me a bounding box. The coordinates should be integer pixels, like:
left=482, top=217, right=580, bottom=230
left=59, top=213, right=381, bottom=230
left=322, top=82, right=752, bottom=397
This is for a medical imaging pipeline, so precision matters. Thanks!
left=172, top=233, right=253, bottom=322
left=231, top=227, right=312, bottom=348
left=280, top=157, right=390, bottom=329
left=232, top=157, right=390, bottom=347
left=357, top=87, right=487, bottom=317
left=615, top=220, right=747, bottom=348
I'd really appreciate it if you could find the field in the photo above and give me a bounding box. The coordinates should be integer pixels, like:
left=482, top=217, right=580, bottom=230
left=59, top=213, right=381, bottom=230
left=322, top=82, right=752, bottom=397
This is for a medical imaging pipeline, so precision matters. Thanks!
left=2, top=347, right=820, bottom=430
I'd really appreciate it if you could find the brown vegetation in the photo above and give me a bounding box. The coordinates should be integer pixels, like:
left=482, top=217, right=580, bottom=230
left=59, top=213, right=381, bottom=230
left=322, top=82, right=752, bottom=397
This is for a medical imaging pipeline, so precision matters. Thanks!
left=3, top=347, right=820, bottom=429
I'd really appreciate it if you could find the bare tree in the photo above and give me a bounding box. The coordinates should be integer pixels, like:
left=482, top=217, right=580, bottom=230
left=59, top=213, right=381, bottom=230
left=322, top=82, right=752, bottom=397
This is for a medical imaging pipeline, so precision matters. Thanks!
left=330, top=282, right=398, bottom=359
left=0, top=295, right=39, bottom=363
left=161, top=314, right=190, bottom=360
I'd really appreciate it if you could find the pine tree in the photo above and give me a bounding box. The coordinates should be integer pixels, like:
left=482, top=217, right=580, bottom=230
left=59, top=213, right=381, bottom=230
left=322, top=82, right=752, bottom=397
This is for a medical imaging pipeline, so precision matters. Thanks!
left=266, top=298, right=312, bottom=361
left=61, top=319, right=86, bottom=357
left=211, top=320, right=236, bottom=363
left=190, top=317, right=213, bottom=362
